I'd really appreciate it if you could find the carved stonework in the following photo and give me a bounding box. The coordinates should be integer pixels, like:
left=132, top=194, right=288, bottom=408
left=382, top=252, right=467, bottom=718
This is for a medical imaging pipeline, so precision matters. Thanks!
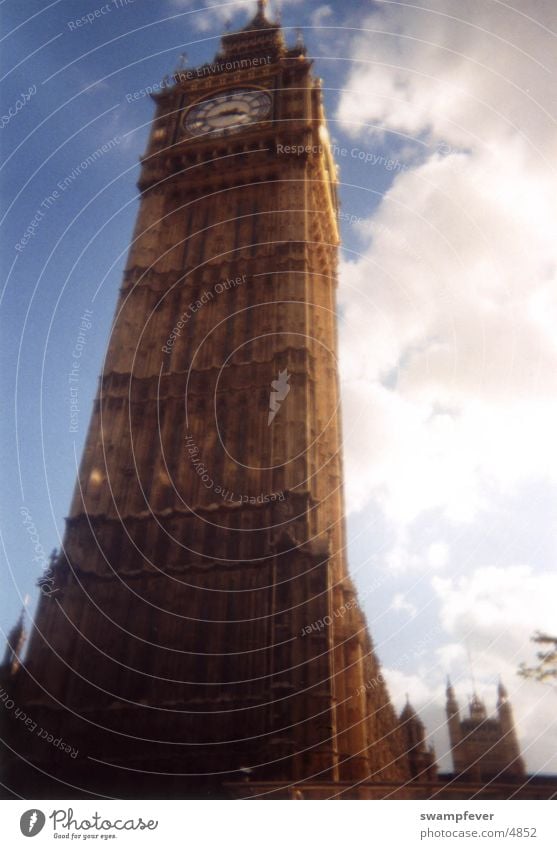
left=8, top=4, right=413, bottom=796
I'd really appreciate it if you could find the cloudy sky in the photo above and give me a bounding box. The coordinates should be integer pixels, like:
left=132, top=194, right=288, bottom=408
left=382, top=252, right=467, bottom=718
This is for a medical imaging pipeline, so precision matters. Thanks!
left=1, top=0, right=556, bottom=775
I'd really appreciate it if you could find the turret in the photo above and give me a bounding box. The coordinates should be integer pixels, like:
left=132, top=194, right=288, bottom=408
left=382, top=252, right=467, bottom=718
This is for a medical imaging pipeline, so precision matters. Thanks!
left=469, top=692, right=487, bottom=722
left=446, top=677, right=527, bottom=781
left=399, top=695, right=438, bottom=781
left=1, top=608, right=26, bottom=677
left=400, top=696, right=422, bottom=744
left=446, top=677, right=462, bottom=748
left=496, top=680, right=526, bottom=777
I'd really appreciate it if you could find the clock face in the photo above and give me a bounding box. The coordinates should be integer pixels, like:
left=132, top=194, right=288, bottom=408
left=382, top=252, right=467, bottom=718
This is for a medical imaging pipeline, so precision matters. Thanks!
left=183, top=88, right=272, bottom=137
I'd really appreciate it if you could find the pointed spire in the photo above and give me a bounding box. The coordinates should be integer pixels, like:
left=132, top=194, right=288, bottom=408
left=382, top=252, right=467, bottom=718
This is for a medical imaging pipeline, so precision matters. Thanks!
left=446, top=676, right=460, bottom=719
left=10, top=606, right=26, bottom=638
left=497, top=678, right=510, bottom=710
left=400, top=694, right=420, bottom=723
left=253, top=0, right=270, bottom=24
left=221, top=0, right=284, bottom=58
left=2, top=606, right=27, bottom=673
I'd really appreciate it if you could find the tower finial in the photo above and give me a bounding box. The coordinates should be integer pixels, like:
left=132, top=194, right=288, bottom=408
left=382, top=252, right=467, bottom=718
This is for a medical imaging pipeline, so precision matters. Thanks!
left=252, top=0, right=271, bottom=25
left=2, top=606, right=27, bottom=674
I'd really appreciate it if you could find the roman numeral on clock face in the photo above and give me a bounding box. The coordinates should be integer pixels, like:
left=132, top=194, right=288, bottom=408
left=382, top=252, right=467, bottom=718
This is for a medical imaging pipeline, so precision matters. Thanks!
left=183, top=88, right=272, bottom=136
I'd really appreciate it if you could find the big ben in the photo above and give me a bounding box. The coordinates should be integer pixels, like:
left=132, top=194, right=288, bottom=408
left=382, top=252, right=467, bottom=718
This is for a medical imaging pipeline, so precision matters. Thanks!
left=2, top=1, right=414, bottom=799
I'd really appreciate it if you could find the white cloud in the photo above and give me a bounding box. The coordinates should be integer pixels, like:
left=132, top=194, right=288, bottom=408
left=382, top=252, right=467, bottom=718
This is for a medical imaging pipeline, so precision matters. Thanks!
left=383, top=666, right=434, bottom=708
left=335, top=2, right=557, bottom=774
left=433, top=564, right=557, bottom=648
left=380, top=558, right=557, bottom=772
left=310, top=4, right=333, bottom=29
left=430, top=564, right=557, bottom=773
left=168, top=0, right=256, bottom=33
left=427, top=541, right=449, bottom=570
left=337, top=0, right=557, bottom=154
left=435, top=641, right=465, bottom=669
left=336, top=2, right=557, bottom=523
left=391, top=592, right=417, bottom=618
left=168, top=0, right=303, bottom=33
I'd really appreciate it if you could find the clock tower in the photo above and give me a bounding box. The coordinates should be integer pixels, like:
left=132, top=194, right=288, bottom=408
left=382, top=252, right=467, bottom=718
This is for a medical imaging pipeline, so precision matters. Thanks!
left=6, top=2, right=413, bottom=797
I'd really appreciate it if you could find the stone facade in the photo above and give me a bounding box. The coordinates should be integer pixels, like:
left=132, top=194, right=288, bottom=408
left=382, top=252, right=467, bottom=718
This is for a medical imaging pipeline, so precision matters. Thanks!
left=1, top=3, right=410, bottom=797
left=446, top=679, right=526, bottom=783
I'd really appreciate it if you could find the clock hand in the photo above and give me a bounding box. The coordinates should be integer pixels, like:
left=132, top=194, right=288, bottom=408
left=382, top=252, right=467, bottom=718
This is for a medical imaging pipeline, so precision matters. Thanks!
left=219, top=107, right=249, bottom=117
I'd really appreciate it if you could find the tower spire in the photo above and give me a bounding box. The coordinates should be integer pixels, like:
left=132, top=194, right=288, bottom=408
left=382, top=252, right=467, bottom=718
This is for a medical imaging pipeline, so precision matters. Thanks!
left=219, top=0, right=284, bottom=61
left=5, top=12, right=414, bottom=797
left=445, top=675, right=463, bottom=770
left=254, top=0, right=270, bottom=22
left=2, top=606, right=27, bottom=675
left=399, top=696, right=438, bottom=781
left=496, top=678, right=525, bottom=775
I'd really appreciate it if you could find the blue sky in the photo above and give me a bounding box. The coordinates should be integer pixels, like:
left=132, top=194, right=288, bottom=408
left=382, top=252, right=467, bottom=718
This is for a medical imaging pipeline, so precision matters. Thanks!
left=2, top=0, right=556, bottom=774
